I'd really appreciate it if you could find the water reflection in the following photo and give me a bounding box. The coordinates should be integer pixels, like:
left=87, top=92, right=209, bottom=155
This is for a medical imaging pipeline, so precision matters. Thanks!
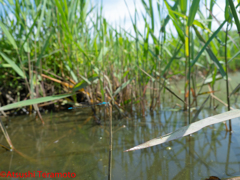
left=1, top=104, right=240, bottom=180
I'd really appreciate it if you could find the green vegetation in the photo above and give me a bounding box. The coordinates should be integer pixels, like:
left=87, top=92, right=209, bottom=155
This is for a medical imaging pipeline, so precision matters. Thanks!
left=0, top=0, right=240, bottom=122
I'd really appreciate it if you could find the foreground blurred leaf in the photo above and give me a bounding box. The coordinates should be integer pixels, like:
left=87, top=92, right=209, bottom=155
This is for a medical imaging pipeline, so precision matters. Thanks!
left=0, top=93, right=75, bottom=111
left=125, top=109, right=240, bottom=152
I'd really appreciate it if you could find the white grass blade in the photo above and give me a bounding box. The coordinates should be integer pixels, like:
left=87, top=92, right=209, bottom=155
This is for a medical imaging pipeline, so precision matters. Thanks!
left=125, top=109, right=240, bottom=152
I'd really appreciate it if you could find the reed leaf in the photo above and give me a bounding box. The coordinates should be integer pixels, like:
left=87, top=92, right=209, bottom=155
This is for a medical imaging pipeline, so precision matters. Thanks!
left=164, top=0, right=185, bottom=42
left=192, top=23, right=226, bottom=78
left=170, top=10, right=211, bottom=32
left=125, top=109, right=240, bottom=151
left=207, top=0, right=215, bottom=29
left=179, top=0, right=187, bottom=14
left=225, top=0, right=232, bottom=23
left=228, top=0, right=240, bottom=33
left=159, top=0, right=179, bottom=32
left=161, top=43, right=183, bottom=76
left=19, top=12, right=40, bottom=53
left=228, top=50, right=240, bottom=64
left=35, top=0, right=46, bottom=39
left=230, top=84, right=240, bottom=97
left=97, top=47, right=109, bottom=62
left=54, top=0, right=71, bottom=35
left=0, top=21, right=18, bottom=50
left=72, top=76, right=98, bottom=92
left=0, top=93, right=75, bottom=111
left=187, top=0, right=201, bottom=26
left=112, top=78, right=134, bottom=97
left=64, top=61, right=78, bottom=83
left=0, top=52, right=26, bottom=78
left=36, top=30, right=53, bottom=67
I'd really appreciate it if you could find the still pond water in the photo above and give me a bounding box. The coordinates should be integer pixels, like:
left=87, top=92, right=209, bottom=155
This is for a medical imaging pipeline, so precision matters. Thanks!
left=0, top=74, right=240, bottom=180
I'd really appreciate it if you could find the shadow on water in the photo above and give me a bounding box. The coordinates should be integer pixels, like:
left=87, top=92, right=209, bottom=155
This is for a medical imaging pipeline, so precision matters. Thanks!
left=1, top=74, right=240, bottom=180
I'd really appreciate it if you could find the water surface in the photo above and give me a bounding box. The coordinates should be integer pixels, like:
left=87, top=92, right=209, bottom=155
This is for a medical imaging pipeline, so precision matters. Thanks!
left=0, top=73, right=240, bottom=180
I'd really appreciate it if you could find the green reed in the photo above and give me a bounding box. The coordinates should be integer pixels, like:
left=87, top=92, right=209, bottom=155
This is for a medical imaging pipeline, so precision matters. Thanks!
left=0, top=0, right=239, bottom=116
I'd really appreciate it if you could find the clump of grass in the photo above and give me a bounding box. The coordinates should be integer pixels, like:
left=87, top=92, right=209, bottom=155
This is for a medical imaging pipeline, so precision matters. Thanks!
left=0, top=0, right=239, bottom=123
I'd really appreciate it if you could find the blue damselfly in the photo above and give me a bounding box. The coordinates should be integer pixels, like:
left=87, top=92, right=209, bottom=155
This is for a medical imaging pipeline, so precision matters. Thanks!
left=68, top=102, right=109, bottom=110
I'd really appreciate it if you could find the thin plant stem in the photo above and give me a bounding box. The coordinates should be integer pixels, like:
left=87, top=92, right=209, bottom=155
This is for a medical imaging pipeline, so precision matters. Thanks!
left=0, top=117, right=14, bottom=150
left=188, top=26, right=191, bottom=123
left=108, top=104, right=112, bottom=180
left=225, top=22, right=232, bottom=131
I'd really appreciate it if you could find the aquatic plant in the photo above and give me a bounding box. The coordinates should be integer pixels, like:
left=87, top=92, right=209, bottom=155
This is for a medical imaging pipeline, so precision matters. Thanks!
left=0, top=0, right=240, bottom=152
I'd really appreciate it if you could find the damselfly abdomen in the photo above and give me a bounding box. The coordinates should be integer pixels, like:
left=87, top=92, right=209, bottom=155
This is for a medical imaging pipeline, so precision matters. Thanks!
left=68, top=102, right=109, bottom=110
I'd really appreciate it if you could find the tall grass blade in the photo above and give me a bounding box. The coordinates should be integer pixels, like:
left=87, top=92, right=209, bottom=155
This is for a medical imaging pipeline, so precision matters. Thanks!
left=225, top=0, right=232, bottom=23
left=228, top=0, right=240, bottom=33
left=54, top=0, right=70, bottom=35
left=191, top=95, right=210, bottom=122
left=159, top=0, right=179, bottom=32
left=228, top=50, right=240, bottom=63
left=97, top=47, right=109, bottom=62
left=230, top=84, right=240, bottom=97
left=187, top=0, right=201, bottom=26
left=192, top=23, right=226, bottom=78
left=0, top=52, right=26, bottom=78
left=73, top=76, right=98, bottom=92
left=35, top=0, right=47, bottom=39
left=161, top=43, right=182, bottom=76
left=179, top=0, right=187, bottom=14
left=0, top=21, right=18, bottom=50
left=140, top=0, right=154, bottom=31
left=36, top=30, right=53, bottom=66
left=169, top=10, right=211, bottom=32
left=205, top=48, right=226, bottom=78
left=64, top=61, right=78, bottom=83
left=20, top=13, right=40, bottom=53
left=112, top=79, right=133, bottom=97
left=164, top=0, right=185, bottom=42
left=138, top=66, right=185, bottom=103
left=207, top=0, right=215, bottom=29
